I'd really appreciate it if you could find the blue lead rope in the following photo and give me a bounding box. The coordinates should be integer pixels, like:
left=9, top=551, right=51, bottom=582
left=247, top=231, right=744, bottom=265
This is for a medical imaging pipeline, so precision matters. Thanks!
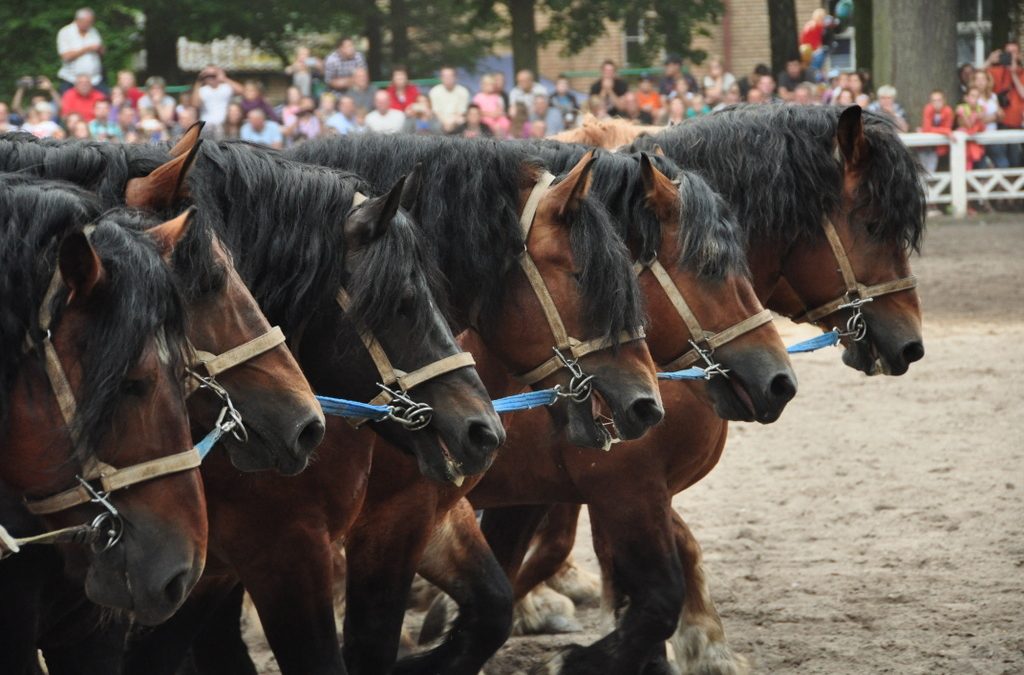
left=196, top=425, right=228, bottom=460
left=311, top=331, right=843, bottom=419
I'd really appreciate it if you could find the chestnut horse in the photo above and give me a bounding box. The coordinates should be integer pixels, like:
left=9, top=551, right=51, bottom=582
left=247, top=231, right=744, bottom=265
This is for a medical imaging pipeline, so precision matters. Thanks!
left=0, top=175, right=204, bottom=627
left=490, top=105, right=927, bottom=673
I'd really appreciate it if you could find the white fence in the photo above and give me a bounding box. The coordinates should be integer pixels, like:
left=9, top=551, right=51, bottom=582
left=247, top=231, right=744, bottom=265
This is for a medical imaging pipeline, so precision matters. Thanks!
left=901, top=129, right=1024, bottom=217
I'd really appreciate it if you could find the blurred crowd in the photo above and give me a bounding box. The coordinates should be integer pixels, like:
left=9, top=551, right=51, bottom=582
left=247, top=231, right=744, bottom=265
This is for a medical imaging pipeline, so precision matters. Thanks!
left=3, top=6, right=1022, bottom=176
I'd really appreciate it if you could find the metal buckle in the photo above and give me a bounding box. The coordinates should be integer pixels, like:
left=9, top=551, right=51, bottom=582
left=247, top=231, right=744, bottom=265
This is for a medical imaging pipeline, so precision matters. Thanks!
left=188, top=370, right=248, bottom=443
left=688, top=339, right=730, bottom=380
left=552, top=347, right=594, bottom=402
left=836, top=297, right=873, bottom=342
left=378, top=383, right=433, bottom=431
left=75, top=477, right=123, bottom=553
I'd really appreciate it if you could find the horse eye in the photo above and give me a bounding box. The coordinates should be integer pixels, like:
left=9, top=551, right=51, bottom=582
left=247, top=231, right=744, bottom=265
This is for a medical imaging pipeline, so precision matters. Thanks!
left=121, top=378, right=151, bottom=398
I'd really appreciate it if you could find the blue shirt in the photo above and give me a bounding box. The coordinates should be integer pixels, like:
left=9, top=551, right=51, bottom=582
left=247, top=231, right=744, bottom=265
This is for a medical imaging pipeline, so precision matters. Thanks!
left=240, top=120, right=283, bottom=146
left=326, top=112, right=361, bottom=135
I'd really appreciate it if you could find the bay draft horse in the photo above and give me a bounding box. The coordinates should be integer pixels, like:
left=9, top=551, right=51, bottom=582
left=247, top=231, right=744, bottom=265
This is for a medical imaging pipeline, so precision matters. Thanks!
left=0, top=139, right=322, bottom=673
left=285, top=135, right=663, bottom=675
left=0, top=175, right=204, bottom=633
left=494, top=105, right=928, bottom=673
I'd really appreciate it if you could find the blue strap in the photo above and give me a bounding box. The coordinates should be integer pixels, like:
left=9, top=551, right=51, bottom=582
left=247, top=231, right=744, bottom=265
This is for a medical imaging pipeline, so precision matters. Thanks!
left=195, top=425, right=226, bottom=461
left=786, top=330, right=840, bottom=353
left=492, top=388, right=561, bottom=413
left=657, top=367, right=707, bottom=381
left=316, top=395, right=391, bottom=421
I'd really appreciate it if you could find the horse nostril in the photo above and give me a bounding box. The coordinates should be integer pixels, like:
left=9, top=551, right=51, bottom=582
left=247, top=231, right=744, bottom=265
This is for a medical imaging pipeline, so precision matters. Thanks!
left=769, top=373, right=797, bottom=403
left=294, top=418, right=326, bottom=456
left=467, top=419, right=502, bottom=453
left=162, top=569, right=191, bottom=607
left=901, top=341, right=925, bottom=364
left=629, top=397, right=664, bottom=429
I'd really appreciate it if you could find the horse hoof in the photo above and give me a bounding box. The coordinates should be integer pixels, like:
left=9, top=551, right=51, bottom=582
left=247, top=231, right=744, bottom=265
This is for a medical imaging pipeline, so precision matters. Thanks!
left=669, top=625, right=750, bottom=675
left=545, top=560, right=602, bottom=607
left=419, top=592, right=457, bottom=645
left=513, top=585, right=578, bottom=635
left=529, top=645, right=578, bottom=675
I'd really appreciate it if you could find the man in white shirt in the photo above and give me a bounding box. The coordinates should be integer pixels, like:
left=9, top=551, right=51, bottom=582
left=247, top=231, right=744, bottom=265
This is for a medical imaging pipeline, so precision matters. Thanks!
left=428, top=67, right=470, bottom=133
left=326, top=96, right=363, bottom=135
left=364, top=90, right=405, bottom=134
left=190, top=65, right=244, bottom=139
left=56, top=8, right=104, bottom=92
left=509, top=69, right=548, bottom=115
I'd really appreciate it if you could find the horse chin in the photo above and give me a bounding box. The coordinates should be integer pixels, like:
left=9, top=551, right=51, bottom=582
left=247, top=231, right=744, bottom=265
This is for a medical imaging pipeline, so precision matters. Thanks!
left=409, top=432, right=489, bottom=486
left=707, top=376, right=757, bottom=423
left=220, top=425, right=309, bottom=477
left=842, top=341, right=889, bottom=376
left=564, top=395, right=620, bottom=451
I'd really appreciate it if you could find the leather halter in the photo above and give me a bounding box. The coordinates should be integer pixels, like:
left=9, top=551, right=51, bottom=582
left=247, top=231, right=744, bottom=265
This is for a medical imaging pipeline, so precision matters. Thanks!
left=633, top=257, right=773, bottom=377
left=789, top=217, right=917, bottom=338
left=512, top=172, right=645, bottom=394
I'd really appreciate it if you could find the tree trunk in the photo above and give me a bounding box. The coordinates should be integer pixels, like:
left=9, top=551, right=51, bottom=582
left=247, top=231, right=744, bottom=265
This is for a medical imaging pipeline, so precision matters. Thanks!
left=853, top=0, right=873, bottom=75
left=506, top=0, right=538, bottom=75
left=990, top=0, right=1013, bottom=51
left=873, top=0, right=958, bottom=129
left=390, top=0, right=411, bottom=70
left=365, top=7, right=384, bottom=81
left=142, top=5, right=181, bottom=81
left=767, top=0, right=798, bottom=77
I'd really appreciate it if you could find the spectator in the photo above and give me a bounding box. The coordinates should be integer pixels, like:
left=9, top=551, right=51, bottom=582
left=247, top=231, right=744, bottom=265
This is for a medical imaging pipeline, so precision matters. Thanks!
left=667, top=77, right=692, bottom=103
left=223, top=102, right=245, bottom=140
left=403, top=95, right=442, bottom=135
left=324, top=37, right=367, bottom=94
left=116, top=71, right=143, bottom=108
left=586, top=94, right=610, bottom=120
left=686, top=94, right=710, bottom=118
left=11, top=76, right=60, bottom=120
left=386, top=66, right=419, bottom=112
left=191, top=66, right=244, bottom=137
left=0, top=103, right=18, bottom=132
left=137, top=108, right=167, bottom=143
left=867, top=85, right=908, bottom=132
left=278, top=86, right=303, bottom=132
left=60, top=74, right=106, bottom=121
left=317, top=93, right=338, bottom=125
left=659, top=54, right=683, bottom=97
left=429, top=67, right=470, bottom=133
left=550, top=76, right=580, bottom=128
left=855, top=93, right=871, bottom=109
left=635, top=76, right=663, bottom=119
left=364, top=90, right=406, bottom=134
left=240, top=108, right=283, bottom=148
left=108, top=86, right=128, bottom=122
left=450, top=104, right=492, bottom=138
left=987, top=43, right=1024, bottom=166
left=69, top=118, right=91, bottom=140
left=757, top=74, right=782, bottom=104
left=713, top=83, right=742, bottom=111
left=791, top=83, right=815, bottom=105
left=847, top=71, right=867, bottom=99
left=170, top=105, right=200, bottom=138
left=348, top=68, right=376, bottom=115
left=509, top=102, right=530, bottom=139
left=663, top=97, right=686, bottom=125
left=738, top=63, right=770, bottom=99
left=493, top=71, right=510, bottom=111
left=528, top=119, right=547, bottom=139
left=589, top=60, right=628, bottom=116
left=702, top=58, right=735, bottom=105
left=958, top=63, right=976, bottom=98
left=240, top=80, right=277, bottom=122
left=620, top=92, right=654, bottom=124
left=532, top=94, right=565, bottom=134
left=138, top=76, right=176, bottom=126
left=285, top=46, right=322, bottom=98
left=747, top=88, right=765, bottom=104
left=777, top=57, right=813, bottom=101
left=917, top=90, right=954, bottom=173
left=88, top=99, right=121, bottom=140
left=834, top=88, right=855, bottom=106
left=326, top=96, right=363, bottom=135
left=291, top=102, right=321, bottom=144
left=56, top=8, right=104, bottom=92
left=973, top=70, right=1008, bottom=167
left=23, top=102, right=64, bottom=138
left=823, top=70, right=848, bottom=104
left=510, top=69, right=548, bottom=114
left=956, top=87, right=988, bottom=169
left=472, top=74, right=510, bottom=138
left=116, top=105, right=137, bottom=138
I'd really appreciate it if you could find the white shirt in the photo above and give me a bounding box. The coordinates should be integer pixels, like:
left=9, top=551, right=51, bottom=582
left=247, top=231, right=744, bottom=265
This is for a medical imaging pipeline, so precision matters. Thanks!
left=57, top=23, right=103, bottom=85
left=429, top=84, right=470, bottom=126
left=509, top=84, right=548, bottom=113
left=364, top=109, right=406, bottom=134
left=980, top=93, right=1000, bottom=132
left=198, top=83, right=234, bottom=126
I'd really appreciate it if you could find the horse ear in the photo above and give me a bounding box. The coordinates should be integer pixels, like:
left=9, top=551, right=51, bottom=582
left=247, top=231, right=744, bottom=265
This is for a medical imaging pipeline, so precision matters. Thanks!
left=148, top=207, right=195, bottom=260
left=651, top=143, right=666, bottom=157
left=345, top=175, right=407, bottom=246
left=59, top=231, right=107, bottom=304
left=124, top=139, right=203, bottom=210
left=639, top=153, right=656, bottom=194
left=400, top=163, right=421, bottom=211
left=169, top=121, right=205, bottom=158
left=836, top=105, right=868, bottom=167
left=638, top=152, right=677, bottom=212
left=550, top=150, right=597, bottom=217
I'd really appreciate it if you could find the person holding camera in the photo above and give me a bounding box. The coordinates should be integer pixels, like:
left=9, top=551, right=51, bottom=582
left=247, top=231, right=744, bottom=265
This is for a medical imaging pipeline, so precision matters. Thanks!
left=190, top=65, right=244, bottom=139
left=987, top=43, right=1024, bottom=166
left=12, top=76, right=60, bottom=122
left=57, top=8, right=104, bottom=94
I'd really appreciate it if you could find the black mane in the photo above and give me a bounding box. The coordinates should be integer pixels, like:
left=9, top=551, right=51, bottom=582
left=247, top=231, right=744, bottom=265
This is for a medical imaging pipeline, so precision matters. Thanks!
left=519, top=140, right=748, bottom=280
left=290, top=135, right=645, bottom=342
left=631, top=105, right=926, bottom=252
left=0, top=175, right=188, bottom=460
left=186, top=141, right=441, bottom=338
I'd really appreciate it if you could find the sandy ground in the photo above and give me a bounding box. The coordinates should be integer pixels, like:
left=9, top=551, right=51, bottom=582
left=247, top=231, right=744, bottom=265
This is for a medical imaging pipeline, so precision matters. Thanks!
left=245, top=218, right=1024, bottom=674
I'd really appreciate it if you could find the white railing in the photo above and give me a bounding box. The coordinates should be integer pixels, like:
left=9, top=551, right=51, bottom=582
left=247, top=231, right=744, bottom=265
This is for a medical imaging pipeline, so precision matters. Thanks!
left=900, top=129, right=1024, bottom=216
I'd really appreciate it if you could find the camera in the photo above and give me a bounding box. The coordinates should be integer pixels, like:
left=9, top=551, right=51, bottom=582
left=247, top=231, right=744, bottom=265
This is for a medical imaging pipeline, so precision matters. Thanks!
left=17, top=76, right=33, bottom=89
left=1000, top=52, right=1013, bottom=66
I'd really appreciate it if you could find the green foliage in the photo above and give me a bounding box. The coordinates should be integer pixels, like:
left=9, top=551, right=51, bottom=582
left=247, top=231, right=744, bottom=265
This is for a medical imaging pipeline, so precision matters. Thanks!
left=386, top=0, right=502, bottom=76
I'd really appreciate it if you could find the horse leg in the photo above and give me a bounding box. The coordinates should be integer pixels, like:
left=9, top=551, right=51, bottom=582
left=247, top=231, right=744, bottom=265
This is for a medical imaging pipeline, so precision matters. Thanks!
left=188, top=582, right=258, bottom=675
left=516, top=503, right=591, bottom=602
left=667, top=511, right=748, bottom=675
left=395, top=498, right=513, bottom=675
left=543, top=491, right=684, bottom=675
left=342, top=506, right=435, bottom=675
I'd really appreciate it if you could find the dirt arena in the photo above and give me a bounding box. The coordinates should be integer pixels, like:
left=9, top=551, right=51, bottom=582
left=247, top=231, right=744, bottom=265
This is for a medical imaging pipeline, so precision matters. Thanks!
left=246, top=218, right=1024, bottom=674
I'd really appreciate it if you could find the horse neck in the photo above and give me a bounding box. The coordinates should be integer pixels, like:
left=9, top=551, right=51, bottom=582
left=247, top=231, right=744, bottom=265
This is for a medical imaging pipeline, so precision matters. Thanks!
left=744, top=232, right=795, bottom=307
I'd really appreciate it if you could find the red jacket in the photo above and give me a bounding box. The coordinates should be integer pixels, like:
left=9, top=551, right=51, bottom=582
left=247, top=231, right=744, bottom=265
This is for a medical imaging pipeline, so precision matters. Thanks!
left=920, top=103, right=953, bottom=156
left=386, top=84, right=419, bottom=112
left=60, top=88, right=107, bottom=121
